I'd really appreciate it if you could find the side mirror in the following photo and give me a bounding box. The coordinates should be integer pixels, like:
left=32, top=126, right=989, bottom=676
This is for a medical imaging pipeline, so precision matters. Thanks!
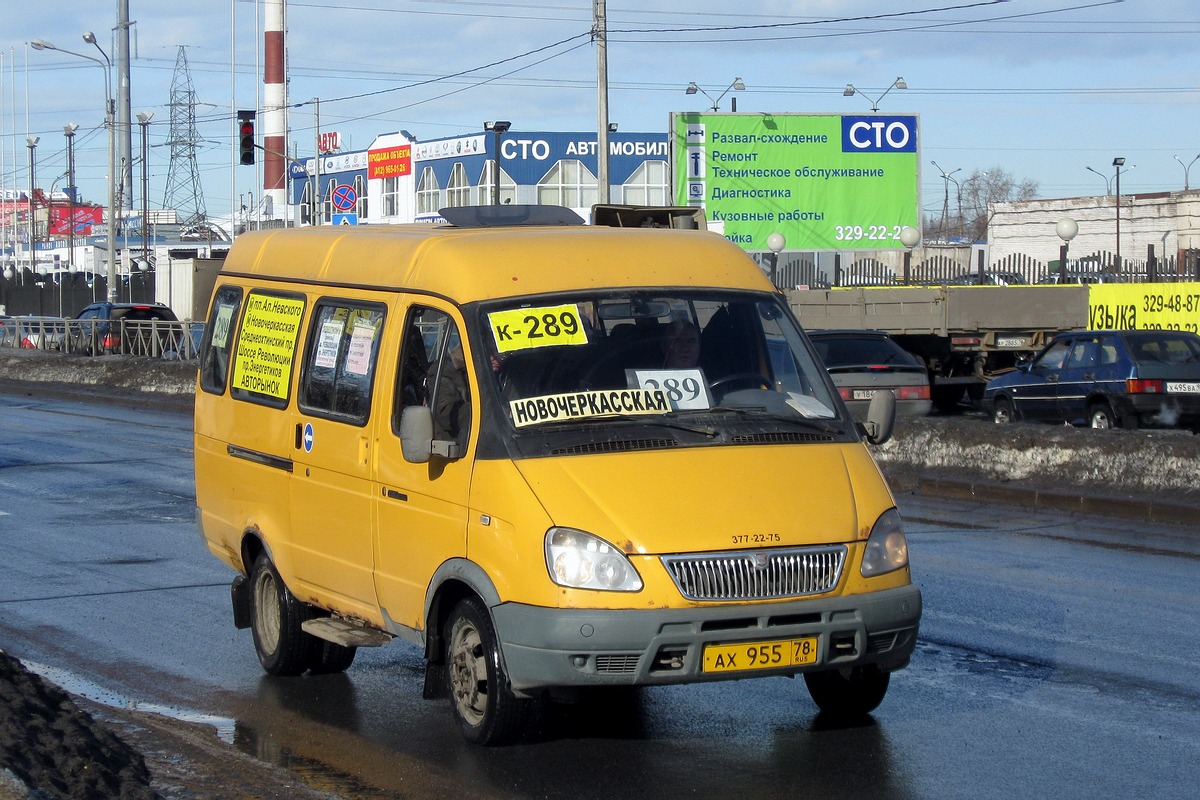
left=399, top=405, right=466, bottom=463
left=863, top=390, right=896, bottom=445
left=399, top=406, right=434, bottom=463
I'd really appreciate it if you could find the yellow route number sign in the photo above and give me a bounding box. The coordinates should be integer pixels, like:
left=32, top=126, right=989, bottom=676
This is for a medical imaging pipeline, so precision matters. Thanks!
left=489, top=304, right=588, bottom=353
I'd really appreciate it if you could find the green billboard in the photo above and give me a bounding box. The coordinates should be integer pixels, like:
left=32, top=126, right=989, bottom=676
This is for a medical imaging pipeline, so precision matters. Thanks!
left=670, top=112, right=920, bottom=251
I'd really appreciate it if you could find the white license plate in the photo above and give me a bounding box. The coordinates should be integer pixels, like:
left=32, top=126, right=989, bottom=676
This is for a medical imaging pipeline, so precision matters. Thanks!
left=1166, top=381, right=1200, bottom=394
left=852, top=390, right=877, bottom=400
left=996, top=336, right=1026, bottom=348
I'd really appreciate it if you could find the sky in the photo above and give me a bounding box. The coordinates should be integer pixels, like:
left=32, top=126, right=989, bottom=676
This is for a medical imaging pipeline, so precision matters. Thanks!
left=3, top=0, right=1198, bottom=227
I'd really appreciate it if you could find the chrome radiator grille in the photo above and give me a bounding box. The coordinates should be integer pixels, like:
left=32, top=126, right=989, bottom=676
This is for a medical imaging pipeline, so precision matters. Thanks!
left=661, top=545, right=847, bottom=601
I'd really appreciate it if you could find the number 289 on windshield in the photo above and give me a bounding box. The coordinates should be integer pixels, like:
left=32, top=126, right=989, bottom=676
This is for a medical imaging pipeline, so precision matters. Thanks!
left=489, top=304, right=588, bottom=353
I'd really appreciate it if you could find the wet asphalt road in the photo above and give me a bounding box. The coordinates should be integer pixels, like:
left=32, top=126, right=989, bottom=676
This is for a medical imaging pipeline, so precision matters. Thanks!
left=1, top=389, right=1198, bottom=799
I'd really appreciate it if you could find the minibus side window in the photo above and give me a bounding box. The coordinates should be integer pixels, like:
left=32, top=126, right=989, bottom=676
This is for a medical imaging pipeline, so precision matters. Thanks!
left=229, top=291, right=306, bottom=409
left=199, top=285, right=243, bottom=395
left=394, top=307, right=471, bottom=446
left=298, top=301, right=386, bottom=426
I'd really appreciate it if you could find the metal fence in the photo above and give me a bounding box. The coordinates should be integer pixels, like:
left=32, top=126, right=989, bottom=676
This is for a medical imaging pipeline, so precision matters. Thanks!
left=0, top=316, right=204, bottom=361
left=764, top=249, right=1200, bottom=289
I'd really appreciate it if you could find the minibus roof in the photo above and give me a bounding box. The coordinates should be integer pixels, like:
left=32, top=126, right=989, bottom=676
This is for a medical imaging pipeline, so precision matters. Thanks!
left=221, top=223, right=772, bottom=304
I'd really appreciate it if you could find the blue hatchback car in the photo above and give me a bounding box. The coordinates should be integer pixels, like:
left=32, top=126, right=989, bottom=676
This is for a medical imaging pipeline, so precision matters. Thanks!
left=984, top=329, right=1200, bottom=431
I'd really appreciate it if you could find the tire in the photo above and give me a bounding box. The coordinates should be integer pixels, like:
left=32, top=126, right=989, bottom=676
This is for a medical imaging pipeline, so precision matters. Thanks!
left=804, top=665, right=890, bottom=717
left=307, top=639, right=357, bottom=674
left=1088, top=401, right=1115, bottom=429
left=250, top=554, right=319, bottom=676
left=445, top=597, right=531, bottom=745
left=992, top=397, right=1013, bottom=424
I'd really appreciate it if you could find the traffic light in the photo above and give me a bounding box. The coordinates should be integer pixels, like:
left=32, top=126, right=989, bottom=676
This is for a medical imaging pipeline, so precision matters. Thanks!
left=237, top=110, right=256, bottom=166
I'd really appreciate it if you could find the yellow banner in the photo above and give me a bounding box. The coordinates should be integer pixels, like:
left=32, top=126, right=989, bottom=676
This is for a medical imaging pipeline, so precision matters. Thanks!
left=1088, top=283, right=1200, bottom=334
left=232, top=294, right=306, bottom=399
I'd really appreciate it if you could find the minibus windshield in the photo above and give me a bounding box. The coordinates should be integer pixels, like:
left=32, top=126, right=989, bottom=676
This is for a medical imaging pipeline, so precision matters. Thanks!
left=476, top=291, right=846, bottom=436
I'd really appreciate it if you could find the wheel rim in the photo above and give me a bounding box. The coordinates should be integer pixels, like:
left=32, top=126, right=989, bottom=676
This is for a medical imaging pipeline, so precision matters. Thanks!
left=1091, top=408, right=1111, bottom=428
left=448, top=618, right=489, bottom=727
left=253, top=569, right=282, bottom=655
left=994, top=402, right=1011, bottom=424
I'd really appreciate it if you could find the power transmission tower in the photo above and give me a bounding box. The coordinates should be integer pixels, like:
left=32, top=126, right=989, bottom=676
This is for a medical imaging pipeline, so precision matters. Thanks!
left=161, top=46, right=208, bottom=232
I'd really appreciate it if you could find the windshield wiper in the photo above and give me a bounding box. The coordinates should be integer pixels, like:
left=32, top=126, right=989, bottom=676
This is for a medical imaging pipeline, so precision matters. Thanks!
left=707, top=406, right=843, bottom=434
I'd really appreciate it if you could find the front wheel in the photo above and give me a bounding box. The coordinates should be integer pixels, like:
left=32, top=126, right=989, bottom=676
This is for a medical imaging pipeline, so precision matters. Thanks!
left=992, top=397, right=1014, bottom=424
left=804, top=665, right=890, bottom=717
left=1088, top=400, right=1115, bottom=429
left=250, top=555, right=318, bottom=676
left=445, top=597, right=531, bottom=745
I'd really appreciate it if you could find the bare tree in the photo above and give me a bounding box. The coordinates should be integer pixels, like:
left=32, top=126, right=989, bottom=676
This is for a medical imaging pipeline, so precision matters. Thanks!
left=957, top=168, right=1038, bottom=242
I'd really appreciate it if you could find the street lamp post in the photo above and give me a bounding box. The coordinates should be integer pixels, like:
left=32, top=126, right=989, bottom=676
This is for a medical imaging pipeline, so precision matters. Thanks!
left=931, top=160, right=961, bottom=241
left=64, top=123, right=78, bottom=279
left=27, top=137, right=39, bottom=267
left=137, top=111, right=153, bottom=269
left=1056, top=218, right=1078, bottom=284
left=31, top=35, right=118, bottom=302
left=843, top=77, right=907, bottom=112
left=1113, top=157, right=1125, bottom=274
left=1085, top=165, right=1113, bottom=196
left=766, top=232, right=786, bottom=287
left=899, top=226, right=921, bottom=283
left=685, top=78, right=745, bottom=112
left=1173, top=154, right=1199, bottom=191
left=483, top=121, right=511, bottom=205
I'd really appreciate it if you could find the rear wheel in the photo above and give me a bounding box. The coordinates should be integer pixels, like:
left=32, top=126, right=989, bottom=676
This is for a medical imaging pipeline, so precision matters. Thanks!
left=250, top=554, right=318, bottom=676
left=1088, top=400, right=1115, bottom=429
left=992, top=397, right=1014, bottom=424
left=804, top=665, right=890, bottom=717
left=445, top=597, right=531, bottom=745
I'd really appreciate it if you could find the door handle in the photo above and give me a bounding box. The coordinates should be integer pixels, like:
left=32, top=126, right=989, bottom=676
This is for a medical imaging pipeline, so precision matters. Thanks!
left=1083, top=372, right=1095, bottom=380
left=383, top=487, right=408, bottom=502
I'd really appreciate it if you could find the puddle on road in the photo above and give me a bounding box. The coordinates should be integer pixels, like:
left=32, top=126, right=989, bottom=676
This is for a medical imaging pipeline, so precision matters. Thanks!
left=21, top=659, right=395, bottom=799
left=21, top=658, right=238, bottom=744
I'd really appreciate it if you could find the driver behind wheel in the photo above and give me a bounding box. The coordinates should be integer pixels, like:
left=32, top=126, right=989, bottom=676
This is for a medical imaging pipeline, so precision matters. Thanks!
left=661, top=319, right=701, bottom=368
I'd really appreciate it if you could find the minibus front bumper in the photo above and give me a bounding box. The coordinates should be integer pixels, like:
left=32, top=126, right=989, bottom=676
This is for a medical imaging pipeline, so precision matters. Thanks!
left=491, top=584, right=921, bottom=693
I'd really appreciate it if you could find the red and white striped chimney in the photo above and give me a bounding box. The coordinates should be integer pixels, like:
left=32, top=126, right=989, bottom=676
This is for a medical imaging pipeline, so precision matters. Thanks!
left=263, top=0, right=287, bottom=213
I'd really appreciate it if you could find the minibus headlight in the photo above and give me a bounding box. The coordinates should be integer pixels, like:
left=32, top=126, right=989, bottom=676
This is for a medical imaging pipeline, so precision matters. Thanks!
left=545, top=528, right=643, bottom=592
left=860, top=508, right=909, bottom=577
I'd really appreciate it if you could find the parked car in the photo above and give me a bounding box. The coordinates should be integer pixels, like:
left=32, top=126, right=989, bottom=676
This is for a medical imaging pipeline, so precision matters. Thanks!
left=808, top=329, right=932, bottom=419
left=984, top=329, right=1200, bottom=431
left=1035, top=269, right=1127, bottom=285
left=69, top=302, right=181, bottom=356
left=13, top=316, right=68, bottom=350
left=946, top=270, right=1027, bottom=286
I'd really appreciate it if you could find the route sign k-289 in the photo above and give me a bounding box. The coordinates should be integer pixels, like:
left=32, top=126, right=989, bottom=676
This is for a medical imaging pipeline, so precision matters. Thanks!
left=670, top=112, right=920, bottom=252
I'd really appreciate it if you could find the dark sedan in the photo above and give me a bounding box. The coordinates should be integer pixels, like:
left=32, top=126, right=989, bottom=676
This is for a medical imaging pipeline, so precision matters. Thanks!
left=984, top=329, right=1200, bottom=431
left=808, top=329, right=932, bottom=419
